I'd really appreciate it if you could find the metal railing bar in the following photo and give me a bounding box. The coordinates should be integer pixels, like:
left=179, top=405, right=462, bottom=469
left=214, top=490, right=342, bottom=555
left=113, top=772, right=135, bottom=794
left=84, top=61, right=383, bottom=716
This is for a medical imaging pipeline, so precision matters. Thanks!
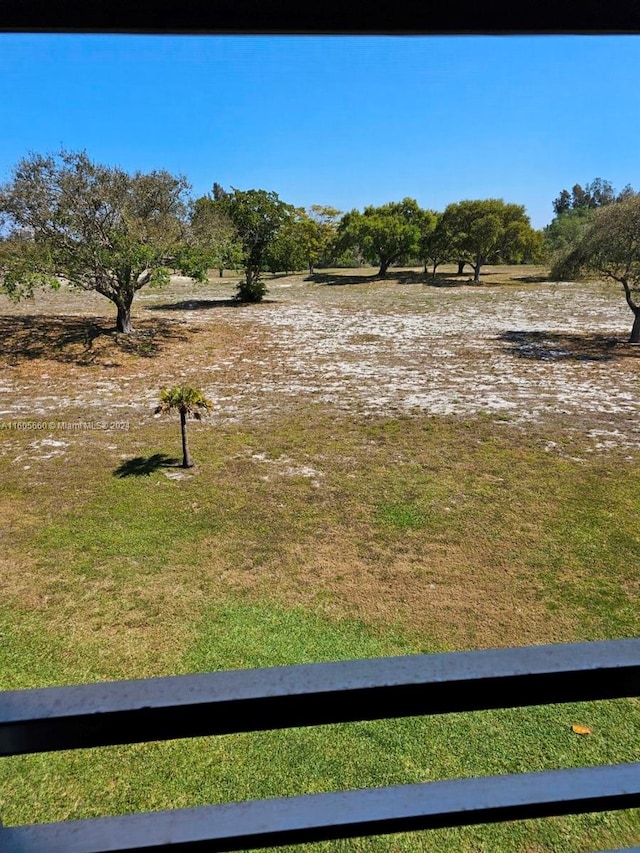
left=2, top=639, right=639, bottom=756
left=2, top=763, right=639, bottom=853
left=596, top=848, right=640, bottom=852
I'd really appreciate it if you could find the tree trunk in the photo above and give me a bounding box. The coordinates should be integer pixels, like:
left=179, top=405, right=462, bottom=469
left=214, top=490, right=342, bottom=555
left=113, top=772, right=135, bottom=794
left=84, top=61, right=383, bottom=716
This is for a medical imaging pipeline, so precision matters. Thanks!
left=621, top=279, right=640, bottom=343
left=180, top=410, right=194, bottom=468
left=309, top=261, right=315, bottom=275
left=218, top=268, right=224, bottom=278
left=457, top=261, right=465, bottom=275
left=432, top=262, right=438, bottom=279
left=116, top=300, right=133, bottom=334
left=473, top=255, right=482, bottom=282
left=378, top=260, right=390, bottom=277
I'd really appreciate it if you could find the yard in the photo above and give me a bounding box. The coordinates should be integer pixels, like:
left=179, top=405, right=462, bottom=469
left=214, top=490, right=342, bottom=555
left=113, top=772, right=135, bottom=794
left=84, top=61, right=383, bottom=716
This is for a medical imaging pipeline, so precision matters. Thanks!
left=1, top=264, right=639, bottom=851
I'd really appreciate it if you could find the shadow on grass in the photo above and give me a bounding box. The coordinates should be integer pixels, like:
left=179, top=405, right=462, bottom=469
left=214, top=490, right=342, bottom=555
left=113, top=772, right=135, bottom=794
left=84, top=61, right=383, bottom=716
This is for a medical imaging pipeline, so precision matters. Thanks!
left=425, top=273, right=527, bottom=288
left=146, top=297, right=281, bottom=311
left=307, top=270, right=502, bottom=288
left=514, top=274, right=550, bottom=283
left=304, top=272, right=379, bottom=286
left=146, top=298, right=240, bottom=311
left=0, top=315, right=190, bottom=366
left=113, top=453, right=181, bottom=478
left=307, top=269, right=449, bottom=286
left=424, top=275, right=472, bottom=288
left=415, top=272, right=488, bottom=288
left=499, top=330, right=635, bottom=362
left=388, top=270, right=430, bottom=285
left=425, top=271, right=549, bottom=287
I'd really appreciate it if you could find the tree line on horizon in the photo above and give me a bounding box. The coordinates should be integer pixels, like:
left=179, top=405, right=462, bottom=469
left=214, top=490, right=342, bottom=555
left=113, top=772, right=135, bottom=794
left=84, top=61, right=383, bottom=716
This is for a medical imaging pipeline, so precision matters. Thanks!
left=1, top=149, right=639, bottom=342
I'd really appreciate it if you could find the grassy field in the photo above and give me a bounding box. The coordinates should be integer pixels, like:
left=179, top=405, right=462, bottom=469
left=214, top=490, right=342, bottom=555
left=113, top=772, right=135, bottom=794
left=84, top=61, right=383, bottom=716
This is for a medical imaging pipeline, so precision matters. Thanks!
left=1, top=265, right=639, bottom=850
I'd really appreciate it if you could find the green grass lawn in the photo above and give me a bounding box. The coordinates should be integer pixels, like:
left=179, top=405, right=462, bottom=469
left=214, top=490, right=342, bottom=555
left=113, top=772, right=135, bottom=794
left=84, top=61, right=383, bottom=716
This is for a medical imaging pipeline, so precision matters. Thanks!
left=1, top=408, right=639, bottom=851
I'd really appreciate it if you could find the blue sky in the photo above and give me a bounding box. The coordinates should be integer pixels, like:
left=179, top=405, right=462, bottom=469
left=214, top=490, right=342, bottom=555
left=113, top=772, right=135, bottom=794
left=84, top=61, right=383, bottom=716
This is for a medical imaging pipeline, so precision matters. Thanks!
left=1, top=34, right=640, bottom=229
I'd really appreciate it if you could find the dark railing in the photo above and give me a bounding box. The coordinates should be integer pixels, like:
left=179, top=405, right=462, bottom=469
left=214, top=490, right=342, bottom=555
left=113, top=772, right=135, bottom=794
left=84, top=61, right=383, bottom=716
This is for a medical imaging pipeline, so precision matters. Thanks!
left=1, top=639, right=639, bottom=852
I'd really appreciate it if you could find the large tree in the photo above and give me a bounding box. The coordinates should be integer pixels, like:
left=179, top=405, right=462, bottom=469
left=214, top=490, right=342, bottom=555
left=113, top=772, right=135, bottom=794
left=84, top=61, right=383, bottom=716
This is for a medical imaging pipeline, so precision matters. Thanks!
left=265, top=204, right=342, bottom=276
left=418, top=209, right=451, bottom=278
left=337, top=198, right=423, bottom=277
left=543, top=207, right=595, bottom=257
left=0, top=150, right=201, bottom=333
left=546, top=179, right=636, bottom=260
left=216, top=187, right=295, bottom=302
left=551, top=194, right=640, bottom=343
left=265, top=208, right=308, bottom=274
left=443, top=199, right=539, bottom=282
left=190, top=195, right=242, bottom=278
left=296, top=205, right=342, bottom=275
left=552, top=177, right=617, bottom=215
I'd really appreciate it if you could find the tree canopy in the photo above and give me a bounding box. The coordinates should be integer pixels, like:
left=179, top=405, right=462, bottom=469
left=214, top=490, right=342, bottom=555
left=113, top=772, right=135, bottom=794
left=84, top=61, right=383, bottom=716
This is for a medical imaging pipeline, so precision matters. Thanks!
left=543, top=207, right=595, bottom=256
left=214, top=187, right=295, bottom=301
left=551, top=194, right=640, bottom=342
left=546, top=179, right=637, bottom=260
left=337, top=198, right=423, bottom=277
left=418, top=210, right=450, bottom=278
left=443, top=199, right=539, bottom=281
left=262, top=208, right=307, bottom=274
left=0, top=149, right=201, bottom=333
left=190, top=196, right=242, bottom=278
left=295, top=205, right=341, bottom=275
left=552, top=178, right=622, bottom=215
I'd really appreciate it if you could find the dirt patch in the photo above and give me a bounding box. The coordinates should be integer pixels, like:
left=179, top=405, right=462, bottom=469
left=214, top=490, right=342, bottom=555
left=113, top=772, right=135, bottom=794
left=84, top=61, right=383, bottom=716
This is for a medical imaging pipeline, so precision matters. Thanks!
left=1, top=268, right=639, bottom=459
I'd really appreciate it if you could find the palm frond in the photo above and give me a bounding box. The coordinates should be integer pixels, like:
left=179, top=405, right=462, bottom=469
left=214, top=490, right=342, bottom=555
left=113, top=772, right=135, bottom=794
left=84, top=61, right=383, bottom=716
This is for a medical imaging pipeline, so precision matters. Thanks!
left=156, top=386, right=213, bottom=417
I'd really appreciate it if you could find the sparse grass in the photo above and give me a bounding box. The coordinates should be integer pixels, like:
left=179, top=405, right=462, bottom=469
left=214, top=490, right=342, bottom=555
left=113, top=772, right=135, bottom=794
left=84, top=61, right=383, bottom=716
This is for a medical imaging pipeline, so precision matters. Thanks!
left=0, top=267, right=638, bottom=851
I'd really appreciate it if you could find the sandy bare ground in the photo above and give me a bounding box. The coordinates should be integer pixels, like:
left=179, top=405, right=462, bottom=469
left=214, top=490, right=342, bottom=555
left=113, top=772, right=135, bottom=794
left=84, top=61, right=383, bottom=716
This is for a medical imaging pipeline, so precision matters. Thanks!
left=1, top=268, right=639, bottom=459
